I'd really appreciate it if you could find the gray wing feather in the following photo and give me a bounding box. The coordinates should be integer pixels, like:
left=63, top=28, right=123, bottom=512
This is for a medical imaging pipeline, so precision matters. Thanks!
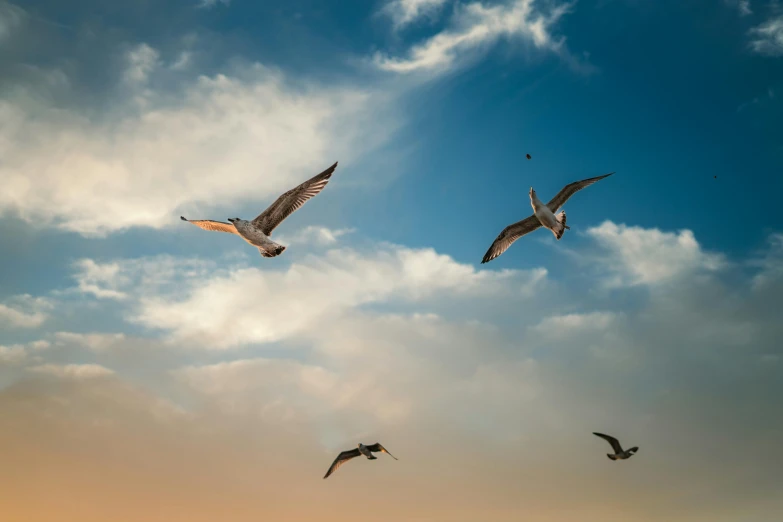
left=180, top=216, right=238, bottom=235
left=593, top=432, right=624, bottom=453
left=366, top=443, right=398, bottom=460
left=252, top=162, right=338, bottom=236
left=323, top=448, right=361, bottom=479
left=481, top=215, right=542, bottom=264
left=546, top=172, right=614, bottom=213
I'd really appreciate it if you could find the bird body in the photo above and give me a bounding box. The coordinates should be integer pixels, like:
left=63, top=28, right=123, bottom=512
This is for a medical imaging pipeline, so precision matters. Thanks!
left=593, top=432, right=639, bottom=461
left=181, top=161, right=338, bottom=258
left=530, top=190, right=562, bottom=236
left=358, top=443, right=376, bottom=459
left=228, top=218, right=286, bottom=257
left=323, top=442, right=397, bottom=479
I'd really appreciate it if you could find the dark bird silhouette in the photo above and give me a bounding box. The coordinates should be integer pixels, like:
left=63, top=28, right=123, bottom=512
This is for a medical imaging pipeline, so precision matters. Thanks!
left=593, top=432, right=639, bottom=461
left=323, top=443, right=398, bottom=479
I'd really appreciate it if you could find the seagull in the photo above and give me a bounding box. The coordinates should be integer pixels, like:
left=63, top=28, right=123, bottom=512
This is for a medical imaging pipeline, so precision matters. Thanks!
left=180, top=162, right=338, bottom=258
left=323, top=443, right=398, bottom=479
left=592, top=432, right=639, bottom=461
left=481, top=172, right=614, bottom=264
left=526, top=154, right=532, bottom=160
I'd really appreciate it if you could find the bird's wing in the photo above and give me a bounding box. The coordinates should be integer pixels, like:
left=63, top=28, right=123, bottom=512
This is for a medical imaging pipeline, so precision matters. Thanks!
left=180, top=216, right=238, bottom=235
left=252, top=162, right=338, bottom=236
left=323, top=448, right=362, bottom=479
left=366, top=443, right=398, bottom=460
left=593, top=432, right=624, bottom=453
left=481, top=215, right=542, bottom=264
left=546, top=172, right=614, bottom=213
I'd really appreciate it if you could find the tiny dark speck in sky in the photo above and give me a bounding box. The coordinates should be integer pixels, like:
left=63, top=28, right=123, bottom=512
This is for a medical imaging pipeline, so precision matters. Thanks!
left=526, top=154, right=531, bottom=160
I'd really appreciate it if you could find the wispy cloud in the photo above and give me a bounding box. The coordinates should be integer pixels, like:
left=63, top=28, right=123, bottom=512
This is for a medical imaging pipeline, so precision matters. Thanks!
left=197, top=0, right=230, bottom=9
left=382, top=0, right=451, bottom=30
left=373, top=0, right=574, bottom=74
left=0, top=295, right=53, bottom=328
left=725, top=0, right=753, bottom=17
left=28, top=363, right=115, bottom=379
left=0, top=1, right=25, bottom=43
left=749, top=13, right=783, bottom=56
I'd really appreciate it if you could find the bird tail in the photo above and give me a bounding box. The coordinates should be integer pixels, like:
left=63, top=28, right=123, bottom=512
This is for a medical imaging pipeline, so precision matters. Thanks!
left=554, top=211, right=568, bottom=240
left=607, top=454, right=618, bottom=461
left=258, top=245, right=286, bottom=258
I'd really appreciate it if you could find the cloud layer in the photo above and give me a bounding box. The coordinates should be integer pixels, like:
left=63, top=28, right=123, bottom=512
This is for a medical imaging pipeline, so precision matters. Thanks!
left=2, top=223, right=782, bottom=521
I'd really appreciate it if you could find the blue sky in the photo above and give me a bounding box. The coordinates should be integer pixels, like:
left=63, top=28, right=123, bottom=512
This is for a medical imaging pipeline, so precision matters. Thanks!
left=1, top=1, right=782, bottom=521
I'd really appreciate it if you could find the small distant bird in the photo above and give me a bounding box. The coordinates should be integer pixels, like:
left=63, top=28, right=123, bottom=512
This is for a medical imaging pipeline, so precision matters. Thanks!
left=526, top=154, right=532, bottom=160
left=593, top=432, right=639, bottom=461
left=481, top=172, right=614, bottom=264
left=181, top=162, right=338, bottom=258
left=714, top=175, right=717, bottom=179
left=323, top=443, right=398, bottom=479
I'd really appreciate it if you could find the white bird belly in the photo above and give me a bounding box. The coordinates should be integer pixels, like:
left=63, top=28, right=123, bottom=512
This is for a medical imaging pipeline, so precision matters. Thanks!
left=533, top=205, right=558, bottom=230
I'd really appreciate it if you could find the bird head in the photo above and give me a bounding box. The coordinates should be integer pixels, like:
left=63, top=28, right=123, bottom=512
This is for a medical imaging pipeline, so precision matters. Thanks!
left=227, top=217, right=241, bottom=223
left=628, top=447, right=639, bottom=455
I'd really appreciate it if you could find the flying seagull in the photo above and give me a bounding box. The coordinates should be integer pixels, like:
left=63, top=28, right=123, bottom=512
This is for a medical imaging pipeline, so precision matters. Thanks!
left=481, top=172, right=614, bottom=264
left=323, top=443, right=398, bottom=479
left=181, top=162, right=338, bottom=258
left=526, top=154, right=532, bottom=160
left=593, top=432, right=639, bottom=461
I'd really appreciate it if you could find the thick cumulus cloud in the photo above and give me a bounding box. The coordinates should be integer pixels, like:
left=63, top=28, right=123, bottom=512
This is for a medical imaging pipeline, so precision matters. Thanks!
left=1, top=224, right=782, bottom=520
left=67, top=241, right=545, bottom=349
left=0, top=43, right=397, bottom=236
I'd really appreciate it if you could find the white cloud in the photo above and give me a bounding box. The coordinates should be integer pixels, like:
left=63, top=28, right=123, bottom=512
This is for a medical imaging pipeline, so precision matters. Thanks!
left=382, top=0, right=451, bottom=29
left=0, top=344, right=27, bottom=364
left=586, top=221, right=724, bottom=286
left=0, top=294, right=53, bottom=328
left=197, top=0, right=230, bottom=8
left=274, top=226, right=356, bottom=247
left=0, top=1, right=24, bottom=43
left=123, top=43, right=160, bottom=86
left=27, top=363, right=115, bottom=379
left=531, top=311, right=618, bottom=340
left=725, top=0, right=753, bottom=16
left=374, top=0, right=573, bottom=74
left=71, top=259, right=129, bottom=300
left=54, top=332, right=127, bottom=352
left=0, top=49, right=397, bottom=236
left=83, top=244, right=541, bottom=349
left=749, top=14, right=783, bottom=56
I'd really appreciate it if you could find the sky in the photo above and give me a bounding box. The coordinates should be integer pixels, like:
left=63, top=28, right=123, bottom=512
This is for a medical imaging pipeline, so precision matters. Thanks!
left=0, top=0, right=782, bottom=520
